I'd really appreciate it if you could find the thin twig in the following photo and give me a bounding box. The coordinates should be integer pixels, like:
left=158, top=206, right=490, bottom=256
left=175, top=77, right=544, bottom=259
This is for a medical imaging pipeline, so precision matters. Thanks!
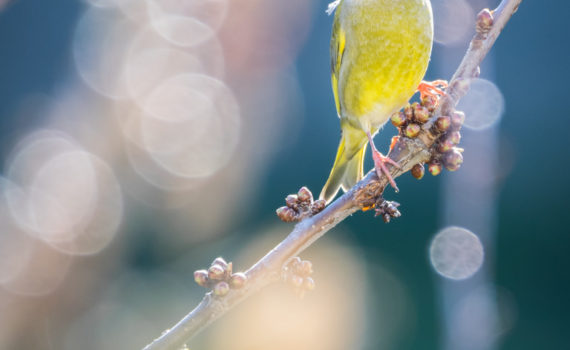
left=142, top=1, right=521, bottom=349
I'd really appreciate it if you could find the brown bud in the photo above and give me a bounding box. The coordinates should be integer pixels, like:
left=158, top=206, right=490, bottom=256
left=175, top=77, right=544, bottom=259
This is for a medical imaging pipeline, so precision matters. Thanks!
left=303, top=277, right=315, bottom=291
left=194, top=270, right=209, bottom=287
left=299, top=260, right=313, bottom=276
left=285, top=194, right=298, bottom=209
left=403, top=104, right=413, bottom=120
left=230, top=272, right=247, bottom=289
left=442, top=149, right=464, bottom=171
left=421, top=95, right=438, bottom=112
left=212, top=257, right=228, bottom=270
left=451, top=111, right=465, bottom=129
left=411, top=163, right=425, bottom=180
left=404, top=123, right=421, bottom=138
left=438, top=139, right=455, bottom=153
left=276, top=206, right=298, bottom=222
left=291, top=275, right=304, bottom=288
left=435, top=116, right=451, bottom=132
left=391, top=111, right=407, bottom=127
left=208, top=264, right=225, bottom=280
left=476, top=8, right=494, bottom=34
left=311, top=199, right=326, bottom=215
left=428, top=160, right=442, bottom=176
left=213, top=281, right=230, bottom=297
left=413, top=104, right=430, bottom=124
left=297, top=186, right=313, bottom=203
left=447, top=131, right=461, bottom=145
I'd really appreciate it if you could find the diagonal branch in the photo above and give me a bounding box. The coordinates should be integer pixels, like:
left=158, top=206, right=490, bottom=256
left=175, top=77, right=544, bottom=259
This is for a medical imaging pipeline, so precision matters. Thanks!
left=142, top=1, right=522, bottom=349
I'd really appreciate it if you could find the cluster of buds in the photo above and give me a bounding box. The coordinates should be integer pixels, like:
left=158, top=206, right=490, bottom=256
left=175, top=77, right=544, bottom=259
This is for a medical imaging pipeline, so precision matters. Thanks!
left=391, top=95, right=438, bottom=138
left=374, top=200, right=401, bottom=223
left=193, top=257, right=247, bottom=297
left=411, top=110, right=465, bottom=178
left=282, top=257, right=315, bottom=298
left=276, top=186, right=326, bottom=222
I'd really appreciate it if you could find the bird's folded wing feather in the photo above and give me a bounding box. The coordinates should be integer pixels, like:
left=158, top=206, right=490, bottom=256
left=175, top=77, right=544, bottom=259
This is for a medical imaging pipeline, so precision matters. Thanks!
left=330, top=13, right=345, bottom=118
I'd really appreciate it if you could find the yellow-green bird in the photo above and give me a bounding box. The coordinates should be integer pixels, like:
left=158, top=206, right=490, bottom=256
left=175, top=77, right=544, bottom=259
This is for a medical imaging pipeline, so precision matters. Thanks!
left=320, top=0, right=440, bottom=203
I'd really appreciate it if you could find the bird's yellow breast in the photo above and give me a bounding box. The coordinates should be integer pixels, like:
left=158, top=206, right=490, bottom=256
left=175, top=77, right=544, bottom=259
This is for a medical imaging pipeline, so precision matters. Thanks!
left=333, top=0, right=433, bottom=131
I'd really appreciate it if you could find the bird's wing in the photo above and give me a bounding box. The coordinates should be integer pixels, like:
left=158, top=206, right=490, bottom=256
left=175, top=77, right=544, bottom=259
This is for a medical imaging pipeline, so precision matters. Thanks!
left=330, top=12, right=346, bottom=118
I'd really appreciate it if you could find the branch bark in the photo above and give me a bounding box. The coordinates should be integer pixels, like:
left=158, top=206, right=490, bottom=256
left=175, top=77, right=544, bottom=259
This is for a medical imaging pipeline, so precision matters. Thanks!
left=142, top=1, right=522, bottom=349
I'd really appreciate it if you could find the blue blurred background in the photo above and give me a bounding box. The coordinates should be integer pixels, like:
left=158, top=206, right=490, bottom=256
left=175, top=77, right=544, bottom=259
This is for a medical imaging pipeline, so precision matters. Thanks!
left=0, top=0, right=568, bottom=349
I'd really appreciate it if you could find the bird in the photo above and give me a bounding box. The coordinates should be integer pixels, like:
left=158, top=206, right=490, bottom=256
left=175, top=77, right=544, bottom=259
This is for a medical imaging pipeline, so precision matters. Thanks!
left=320, top=0, right=445, bottom=203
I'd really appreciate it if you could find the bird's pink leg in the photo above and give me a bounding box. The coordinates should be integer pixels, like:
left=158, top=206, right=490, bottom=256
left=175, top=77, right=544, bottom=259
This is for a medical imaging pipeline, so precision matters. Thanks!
left=417, top=80, right=448, bottom=100
left=366, top=131, right=400, bottom=193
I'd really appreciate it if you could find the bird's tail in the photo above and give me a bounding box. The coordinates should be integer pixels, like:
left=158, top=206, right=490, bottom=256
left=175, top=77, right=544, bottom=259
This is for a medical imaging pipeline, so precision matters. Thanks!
left=320, top=127, right=368, bottom=203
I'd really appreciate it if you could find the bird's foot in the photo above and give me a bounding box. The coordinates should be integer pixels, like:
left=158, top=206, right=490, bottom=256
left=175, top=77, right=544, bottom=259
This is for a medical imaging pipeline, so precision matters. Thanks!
left=372, top=150, right=400, bottom=193
left=418, top=80, right=448, bottom=100
left=366, top=131, right=400, bottom=192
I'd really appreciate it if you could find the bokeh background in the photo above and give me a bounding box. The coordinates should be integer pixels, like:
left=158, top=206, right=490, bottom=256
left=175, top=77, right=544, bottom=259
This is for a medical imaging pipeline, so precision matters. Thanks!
left=0, top=0, right=568, bottom=349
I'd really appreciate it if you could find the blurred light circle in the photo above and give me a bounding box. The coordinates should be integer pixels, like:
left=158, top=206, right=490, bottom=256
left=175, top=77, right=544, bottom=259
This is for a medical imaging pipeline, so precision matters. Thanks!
left=6, top=130, right=78, bottom=185
left=151, top=15, right=215, bottom=48
left=451, top=287, right=498, bottom=345
left=84, top=0, right=129, bottom=8
left=146, top=0, right=228, bottom=34
left=141, top=92, right=213, bottom=154
left=5, top=131, right=123, bottom=256
left=125, top=138, right=204, bottom=192
left=0, top=178, right=33, bottom=284
left=84, top=0, right=147, bottom=20
left=5, top=131, right=79, bottom=236
left=45, top=153, right=124, bottom=256
left=1, top=238, right=72, bottom=296
left=140, top=73, right=240, bottom=179
left=73, top=6, right=134, bottom=99
left=431, top=0, right=474, bottom=46
left=429, top=226, right=484, bottom=280
left=457, top=78, right=505, bottom=130
left=125, top=24, right=225, bottom=86
left=29, top=151, right=98, bottom=242
left=124, top=47, right=203, bottom=100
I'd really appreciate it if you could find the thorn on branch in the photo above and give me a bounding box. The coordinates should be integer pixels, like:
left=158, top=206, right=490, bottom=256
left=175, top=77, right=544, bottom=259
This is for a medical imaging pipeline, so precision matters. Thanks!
left=276, top=187, right=326, bottom=222
left=193, top=257, right=248, bottom=297
left=282, top=257, right=315, bottom=298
